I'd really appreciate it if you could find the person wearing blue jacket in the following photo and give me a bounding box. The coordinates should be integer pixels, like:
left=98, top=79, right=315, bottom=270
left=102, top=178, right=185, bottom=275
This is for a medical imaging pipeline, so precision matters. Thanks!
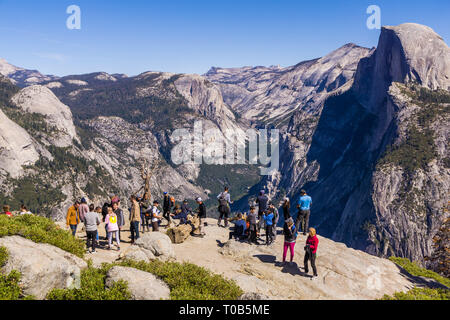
left=296, top=190, right=312, bottom=235
left=263, top=210, right=274, bottom=245
left=229, top=213, right=247, bottom=240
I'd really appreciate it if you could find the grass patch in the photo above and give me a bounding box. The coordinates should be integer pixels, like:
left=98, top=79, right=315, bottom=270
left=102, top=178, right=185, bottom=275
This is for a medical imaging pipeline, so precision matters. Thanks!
left=48, top=259, right=243, bottom=300
left=0, top=215, right=85, bottom=258
left=382, top=287, right=450, bottom=300
left=389, top=257, right=450, bottom=288
left=382, top=257, right=450, bottom=300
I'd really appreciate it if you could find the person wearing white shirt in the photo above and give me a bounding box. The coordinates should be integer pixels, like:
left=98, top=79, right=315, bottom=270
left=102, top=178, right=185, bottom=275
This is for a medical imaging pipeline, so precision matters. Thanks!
left=151, top=200, right=163, bottom=232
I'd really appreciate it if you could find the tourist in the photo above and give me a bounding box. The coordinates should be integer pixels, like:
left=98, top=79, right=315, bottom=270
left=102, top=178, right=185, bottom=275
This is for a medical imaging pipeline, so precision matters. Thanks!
left=1, top=205, right=13, bottom=217
left=247, top=206, right=258, bottom=244
left=217, top=186, right=232, bottom=228
left=105, top=206, right=120, bottom=250
left=296, top=190, right=312, bottom=235
left=19, top=205, right=33, bottom=215
left=66, top=201, right=80, bottom=236
left=129, top=195, right=141, bottom=243
left=162, top=192, right=174, bottom=225
left=268, top=202, right=279, bottom=240
left=84, top=204, right=101, bottom=253
left=256, top=190, right=268, bottom=233
left=151, top=200, right=162, bottom=232
left=229, top=213, right=247, bottom=241
left=263, top=209, right=274, bottom=245
left=195, top=197, right=207, bottom=234
left=112, top=202, right=124, bottom=241
left=304, top=227, right=319, bottom=277
left=79, top=197, right=89, bottom=224
left=282, top=197, right=290, bottom=220
left=282, top=217, right=298, bottom=265
left=94, top=206, right=102, bottom=242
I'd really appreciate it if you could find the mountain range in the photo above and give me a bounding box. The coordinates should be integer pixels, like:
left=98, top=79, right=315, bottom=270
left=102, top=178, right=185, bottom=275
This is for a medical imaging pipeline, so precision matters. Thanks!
left=0, top=23, right=448, bottom=274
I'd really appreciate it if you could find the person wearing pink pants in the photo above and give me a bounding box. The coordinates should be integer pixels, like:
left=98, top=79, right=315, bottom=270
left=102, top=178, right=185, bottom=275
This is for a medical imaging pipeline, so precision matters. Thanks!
left=282, top=217, right=298, bottom=264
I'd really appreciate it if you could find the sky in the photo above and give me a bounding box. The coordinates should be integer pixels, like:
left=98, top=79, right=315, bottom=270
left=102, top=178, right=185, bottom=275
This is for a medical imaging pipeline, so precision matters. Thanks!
left=0, top=0, right=449, bottom=77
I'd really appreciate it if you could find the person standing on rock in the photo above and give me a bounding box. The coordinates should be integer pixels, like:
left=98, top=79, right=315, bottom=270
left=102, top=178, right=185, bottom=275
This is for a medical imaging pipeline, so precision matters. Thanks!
left=247, top=206, right=258, bottom=244
left=66, top=201, right=80, bottom=236
left=217, top=187, right=232, bottom=228
left=296, top=190, right=312, bottom=236
left=129, top=195, right=141, bottom=244
left=151, top=200, right=163, bottom=232
left=112, top=201, right=125, bottom=242
left=195, top=197, right=207, bottom=235
left=282, top=197, right=291, bottom=220
left=268, top=202, right=279, bottom=241
left=105, top=206, right=120, bottom=250
left=263, top=209, right=274, bottom=245
left=256, top=190, right=268, bottom=234
left=84, top=204, right=101, bottom=253
left=162, top=192, right=174, bottom=225
left=282, top=217, right=298, bottom=265
left=304, top=227, right=318, bottom=278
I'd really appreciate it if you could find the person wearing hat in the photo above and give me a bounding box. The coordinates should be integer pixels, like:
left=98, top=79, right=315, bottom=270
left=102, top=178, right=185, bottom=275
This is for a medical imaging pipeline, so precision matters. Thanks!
left=296, top=190, right=312, bottom=236
left=162, top=192, right=174, bottom=225
left=282, top=217, right=298, bottom=265
left=195, top=197, right=206, bottom=235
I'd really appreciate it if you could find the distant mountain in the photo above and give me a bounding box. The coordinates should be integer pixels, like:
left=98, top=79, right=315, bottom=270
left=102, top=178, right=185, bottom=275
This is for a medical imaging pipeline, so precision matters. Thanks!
left=0, top=58, right=59, bottom=87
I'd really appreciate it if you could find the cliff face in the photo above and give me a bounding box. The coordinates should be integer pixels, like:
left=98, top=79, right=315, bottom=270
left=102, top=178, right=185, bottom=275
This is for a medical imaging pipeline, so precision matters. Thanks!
left=269, top=23, right=450, bottom=270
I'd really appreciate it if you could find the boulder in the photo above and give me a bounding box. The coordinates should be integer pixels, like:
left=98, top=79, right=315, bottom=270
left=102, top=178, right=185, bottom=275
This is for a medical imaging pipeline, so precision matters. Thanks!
left=135, top=232, right=175, bottom=261
left=119, top=245, right=155, bottom=262
left=167, top=224, right=192, bottom=244
left=0, top=236, right=87, bottom=299
left=105, top=266, right=170, bottom=300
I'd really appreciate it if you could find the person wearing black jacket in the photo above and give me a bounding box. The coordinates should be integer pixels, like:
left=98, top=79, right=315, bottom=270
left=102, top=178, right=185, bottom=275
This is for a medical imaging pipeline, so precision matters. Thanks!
left=282, top=197, right=290, bottom=220
left=282, top=217, right=298, bottom=265
left=256, top=190, right=269, bottom=233
left=162, top=192, right=174, bottom=225
left=247, top=206, right=258, bottom=244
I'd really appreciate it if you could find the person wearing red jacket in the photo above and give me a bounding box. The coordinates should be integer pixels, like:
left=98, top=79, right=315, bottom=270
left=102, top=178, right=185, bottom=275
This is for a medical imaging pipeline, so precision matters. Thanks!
left=304, top=227, right=319, bottom=277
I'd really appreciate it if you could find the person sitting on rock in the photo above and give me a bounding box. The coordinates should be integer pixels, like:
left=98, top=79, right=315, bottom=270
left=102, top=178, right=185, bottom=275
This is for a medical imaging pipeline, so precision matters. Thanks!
left=304, top=227, right=319, bottom=278
left=171, top=203, right=188, bottom=225
left=229, top=213, right=247, bottom=241
left=151, top=200, right=163, bottom=232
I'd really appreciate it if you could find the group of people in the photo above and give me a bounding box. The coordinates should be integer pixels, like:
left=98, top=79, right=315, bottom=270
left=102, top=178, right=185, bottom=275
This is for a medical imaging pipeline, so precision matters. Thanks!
left=227, top=188, right=318, bottom=278
left=65, top=192, right=207, bottom=253
left=1, top=204, right=34, bottom=217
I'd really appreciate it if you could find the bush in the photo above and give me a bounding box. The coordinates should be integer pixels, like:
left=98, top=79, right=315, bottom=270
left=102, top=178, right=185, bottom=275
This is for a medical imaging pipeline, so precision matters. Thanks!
left=119, top=260, right=243, bottom=300
left=47, top=262, right=131, bottom=300
left=382, top=287, right=450, bottom=300
left=0, top=215, right=85, bottom=258
left=47, top=259, right=243, bottom=300
left=382, top=257, right=450, bottom=300
left=389, top=257, right=450, bottom=288
left=0, top=246, right=34, bottom=300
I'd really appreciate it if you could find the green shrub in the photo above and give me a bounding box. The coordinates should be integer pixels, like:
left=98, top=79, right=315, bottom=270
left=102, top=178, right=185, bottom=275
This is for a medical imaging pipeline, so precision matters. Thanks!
left=0, top=215, right=85, bottom=258
left=0, top=246, right=34, bottom=300
left=119, top=259, right=243, bottom=300
left=389, top=257, right=450, bottom=288
left=382, top=287, right=450, bottom=300
left=0, top=246, right=7, bottom=267
left=383, top=257, right=450, bottom=300
left=48, top=260, right=243, bottom=300
left=47, top=262, right=131, bottom=300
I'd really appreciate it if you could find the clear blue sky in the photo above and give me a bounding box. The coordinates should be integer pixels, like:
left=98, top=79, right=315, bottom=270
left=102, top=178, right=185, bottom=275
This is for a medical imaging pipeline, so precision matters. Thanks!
left=0, top=0, right=449, bottom=77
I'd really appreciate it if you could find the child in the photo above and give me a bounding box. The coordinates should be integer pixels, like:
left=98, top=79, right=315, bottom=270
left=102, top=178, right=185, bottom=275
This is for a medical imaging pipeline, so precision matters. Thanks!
left=104, top=206, right=120, bottom=250
left=1, top=205, right=13, bottom=217
left=151, top=200, right=162, bottom=232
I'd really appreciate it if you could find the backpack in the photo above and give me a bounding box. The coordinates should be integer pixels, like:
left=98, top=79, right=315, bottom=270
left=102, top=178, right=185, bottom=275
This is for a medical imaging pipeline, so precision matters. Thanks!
left=170, top=196, right=175, bottom=205
left=218, top=193, right=228, bottom=207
